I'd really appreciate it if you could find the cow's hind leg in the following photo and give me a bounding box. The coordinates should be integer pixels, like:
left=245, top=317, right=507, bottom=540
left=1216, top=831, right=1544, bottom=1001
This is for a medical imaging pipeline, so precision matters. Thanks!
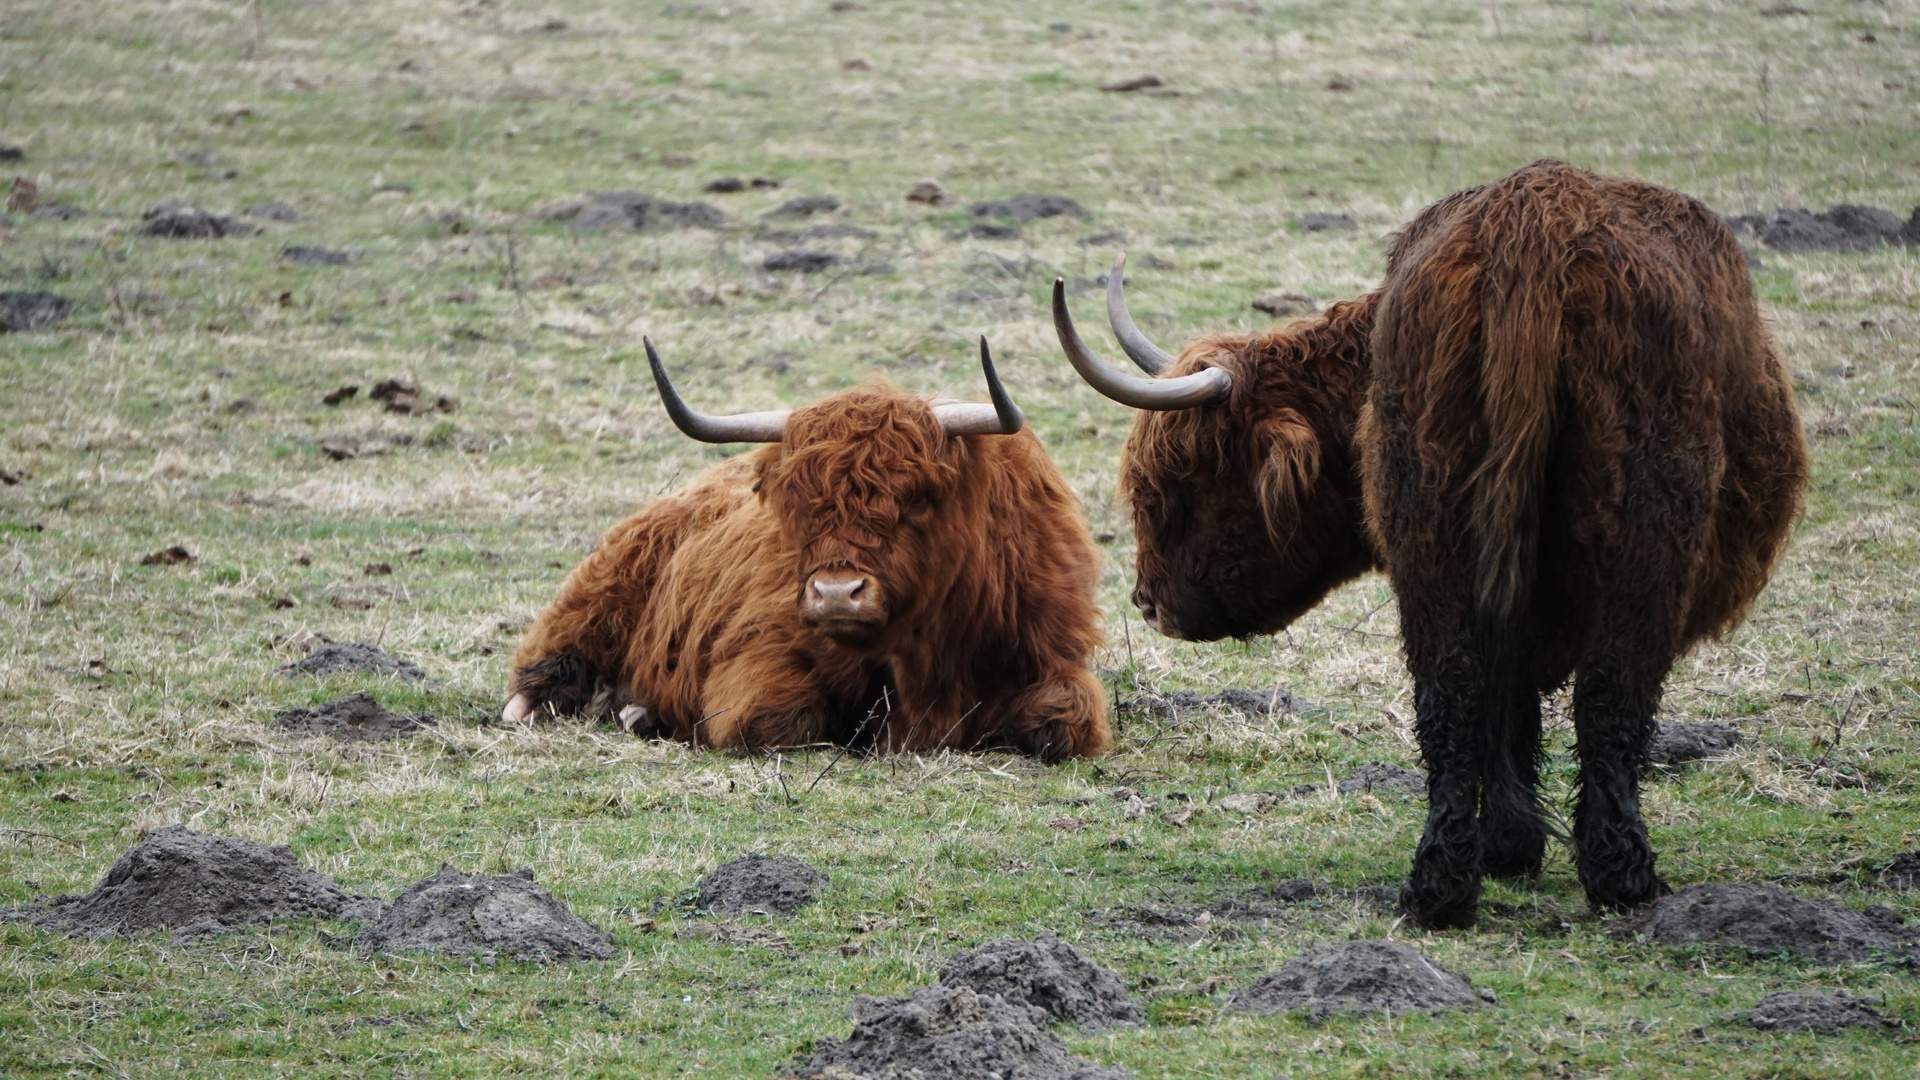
left=1400, top=645, right=1486, bottom=930
left=1570, top=649, right=1668, bottom=910
left=1479, top=683, right=1547, bottom=879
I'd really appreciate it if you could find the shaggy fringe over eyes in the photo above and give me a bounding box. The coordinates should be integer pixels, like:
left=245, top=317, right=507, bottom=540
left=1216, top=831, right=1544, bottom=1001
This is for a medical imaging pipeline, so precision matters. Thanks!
left=764, top=383, right=960, bottom=568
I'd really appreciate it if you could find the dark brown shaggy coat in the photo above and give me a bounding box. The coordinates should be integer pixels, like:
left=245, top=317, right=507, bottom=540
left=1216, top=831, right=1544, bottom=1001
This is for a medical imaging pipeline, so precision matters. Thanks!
left=1117, top=161, right=1805, bottom=926
left=509, top=383, right=1110, bottom=760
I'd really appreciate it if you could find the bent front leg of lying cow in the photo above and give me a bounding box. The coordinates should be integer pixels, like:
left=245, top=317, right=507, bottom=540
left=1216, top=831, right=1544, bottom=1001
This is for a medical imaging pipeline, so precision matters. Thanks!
left=502, top=653, right=637, bottom=727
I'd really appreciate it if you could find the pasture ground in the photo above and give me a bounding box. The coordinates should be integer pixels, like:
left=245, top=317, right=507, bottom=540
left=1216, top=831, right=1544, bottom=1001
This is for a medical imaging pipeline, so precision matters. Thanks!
left=2, top=0, right=1918, bottom=1076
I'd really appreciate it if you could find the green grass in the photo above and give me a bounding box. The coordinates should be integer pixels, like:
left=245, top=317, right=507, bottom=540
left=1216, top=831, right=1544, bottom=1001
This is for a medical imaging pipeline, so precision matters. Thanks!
left=2, top=0, right=1919, bottom=1076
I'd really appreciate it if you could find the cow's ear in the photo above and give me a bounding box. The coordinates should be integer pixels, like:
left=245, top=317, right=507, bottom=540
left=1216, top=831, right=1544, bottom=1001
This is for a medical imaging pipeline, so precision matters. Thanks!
left=1255, top=409, right=1322, bottom=536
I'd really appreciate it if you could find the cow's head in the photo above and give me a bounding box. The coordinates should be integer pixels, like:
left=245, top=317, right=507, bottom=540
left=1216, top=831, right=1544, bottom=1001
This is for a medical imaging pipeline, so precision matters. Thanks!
left=646, top=337, right=1024, bottom=647
left=1053, top=257, right=1377, bottom=641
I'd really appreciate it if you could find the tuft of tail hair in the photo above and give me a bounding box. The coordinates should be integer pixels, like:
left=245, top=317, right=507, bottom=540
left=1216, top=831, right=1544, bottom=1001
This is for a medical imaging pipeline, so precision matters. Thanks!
left=1463, top=165, right=1592, bottom=825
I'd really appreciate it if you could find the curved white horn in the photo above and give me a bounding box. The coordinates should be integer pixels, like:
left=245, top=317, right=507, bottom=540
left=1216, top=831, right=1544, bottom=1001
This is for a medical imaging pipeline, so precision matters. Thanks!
left=1052, top=279, right=1230, bottom=410
left=1106, top=253, right=1177, bottom=375
left=646, top=337, right=790, bottom=443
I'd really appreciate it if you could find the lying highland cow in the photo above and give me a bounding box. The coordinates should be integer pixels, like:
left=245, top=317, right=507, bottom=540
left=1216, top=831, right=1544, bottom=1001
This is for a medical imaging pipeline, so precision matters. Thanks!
left=504, top=338, right=1110, bottom=761
left=1055, top=161, right=1805, bottom=926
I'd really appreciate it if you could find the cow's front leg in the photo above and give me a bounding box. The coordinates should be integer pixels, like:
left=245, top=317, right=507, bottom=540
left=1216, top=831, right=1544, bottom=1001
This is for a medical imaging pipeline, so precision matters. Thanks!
left=1001, top=666, right=1110, bottom=761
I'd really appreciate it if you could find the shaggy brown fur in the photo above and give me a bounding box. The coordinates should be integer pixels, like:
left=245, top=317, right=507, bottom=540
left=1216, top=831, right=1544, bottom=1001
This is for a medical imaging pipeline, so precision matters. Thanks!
left=509, top=383, right=1110, bottom=761
left=1114, top=161, right=1806, bottom=926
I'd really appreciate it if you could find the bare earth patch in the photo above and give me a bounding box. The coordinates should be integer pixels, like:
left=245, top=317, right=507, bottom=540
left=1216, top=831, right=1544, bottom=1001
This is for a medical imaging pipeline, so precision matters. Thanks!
left=276, top=641, right=425, bottom=680
left=352, top=865, right=614, bottom=963
left=696, top=854, right=827, bottom=916
left=1230, top=940, right=1491, bottom=1020
left=1749, top=990, right=1898, bottom=1035
left=275, top=692, right=435, bottom=741
left=17, top=825, right=384, bottom=938
left=938, top=934, right=1143, bottom=1031
left=1637, top=883, right=1916, bottom=962
left=790, top=983, right=1132, bottom=1080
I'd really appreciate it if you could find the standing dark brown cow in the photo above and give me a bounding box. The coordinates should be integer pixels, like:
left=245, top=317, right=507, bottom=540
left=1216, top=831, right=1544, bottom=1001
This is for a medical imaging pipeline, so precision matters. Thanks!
left=503, top=338, right=1110, bottom=761
left=1054, top=161, right=1806, bottom=926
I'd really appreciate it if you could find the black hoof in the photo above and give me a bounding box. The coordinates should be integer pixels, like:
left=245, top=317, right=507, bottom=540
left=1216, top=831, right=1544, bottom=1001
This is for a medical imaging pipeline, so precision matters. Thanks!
left=1400, top=882, right=1479, bottom=930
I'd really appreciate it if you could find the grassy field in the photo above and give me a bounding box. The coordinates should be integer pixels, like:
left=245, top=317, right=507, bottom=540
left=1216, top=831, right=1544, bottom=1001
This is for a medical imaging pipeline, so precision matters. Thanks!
left=2, top=0, right=1918, bottom=1076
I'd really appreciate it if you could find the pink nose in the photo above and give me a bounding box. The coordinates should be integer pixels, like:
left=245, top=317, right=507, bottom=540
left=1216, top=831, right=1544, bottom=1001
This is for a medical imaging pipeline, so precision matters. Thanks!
left=804, top=571, right=875, bottom=622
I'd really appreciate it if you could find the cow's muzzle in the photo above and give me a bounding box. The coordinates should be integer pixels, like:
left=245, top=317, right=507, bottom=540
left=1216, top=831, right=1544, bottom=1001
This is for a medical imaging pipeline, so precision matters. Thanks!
left=1132, top=587, right=1185, bottom=640
left=802, top=569, right=886, bottom=642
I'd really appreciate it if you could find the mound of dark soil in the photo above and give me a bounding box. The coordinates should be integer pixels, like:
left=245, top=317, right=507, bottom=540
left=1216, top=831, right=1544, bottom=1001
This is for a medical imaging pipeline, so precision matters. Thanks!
left=939, top=934, right=1142, bottom=1031
left=1749, top=990, right=1896, bottom=1035
left=971, top=194, right=1086, bottom=222
left=1298, top=212, right=1358, bottom=232
left=791, top=984, right=1132, bottom=1080
left=27, top=825, right=384, bottom=938
left=554, top=190, right=726, bottom=232
left=0, top=291, right=73, bottom=331
left=1731, top=205, right=1911, bottom=253
left=1639, top=883, right=1915, bottom=962
left=141, top=202, right=251, bottom=239
left=140, top=545, right=194, bottom=566
left=276, top=692, right=434, bottom=741
left=1647, top=721, right=1743, bottom=767
left=801, top=223, right=877, bottom=241
left=697, top=854, right=827, bottom=916
left=1230, top=940, right=1489, bottom=1019
left=1880, top=851, right=1920, bottom=889
left=769, top=195, right=841, bottom=217
left=965, top=222, right=1023, bottom=240
left=32, top=203, right=82, bottom=221
left=280, top=245, right=350, bottom=266
left=353, top=865, right=614, bottom=963
left=277, top=641, right=425, bottom=680
left=245, top=200, right=300, bottom=221
left=763, top=249, right=842, bottom=273
left=1338, top=762, right=1427, bottom=795
left=1121, top=686, right=1310, bottom=720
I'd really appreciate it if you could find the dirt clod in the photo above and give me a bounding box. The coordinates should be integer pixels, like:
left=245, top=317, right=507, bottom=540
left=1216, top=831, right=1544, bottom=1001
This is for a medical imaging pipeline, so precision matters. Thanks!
left=1879, top=851, right=1920, bottom=889
left=1252, top=288, right=1317, bottom=317
left=763, top=249, right=842, bottom=273
left=1338, top=762, right=1427, bottom=795
left=1230, top=940, right=1489, bottom=1019
left=276, top=641, right=426, bottom=680
left=245, top=200, right=300, bottom=221
left=321, top=385, right=359, bottom=406
left=276, top=692, right=434, bottom=741
left=141, top=202, right=252, bottom=239
left=906, top=180, right=946, bottom=204
left=971, top=194, right=1086, bottom=222
left=768, top=195, right=841, bottom=217
left=280, top=245, right=350, bottom=266
left=352, top=865, right=615, bottom=963
left=549, top=190, right=726, bottom=232
left=0, top=291, right=73, bottom=331
left=1749, top=991, right=1896, bottom=1035
left=1100, top=75, right=1164, bottom=92
left=1639, top=883, right=1915, bottom=962
left=25, top=825, right=385, bottom=938
left=1647, top=721, right=1744, bottom=767
left=1730, top=205, right=1911, bottom=253
left=791, top=983, right=1133, bottom=1080
left=696, top=854, right=827, bottom=916
left=140, top=545, right=195, bottom=566
left=1298, top=212, right=1359, bottom=232
left=938, top=934, right=1143, bottom=1031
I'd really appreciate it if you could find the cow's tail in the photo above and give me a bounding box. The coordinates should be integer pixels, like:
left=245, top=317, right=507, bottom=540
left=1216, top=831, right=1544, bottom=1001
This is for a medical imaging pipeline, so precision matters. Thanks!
left=1463, top=166, right=1585, bottom=832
